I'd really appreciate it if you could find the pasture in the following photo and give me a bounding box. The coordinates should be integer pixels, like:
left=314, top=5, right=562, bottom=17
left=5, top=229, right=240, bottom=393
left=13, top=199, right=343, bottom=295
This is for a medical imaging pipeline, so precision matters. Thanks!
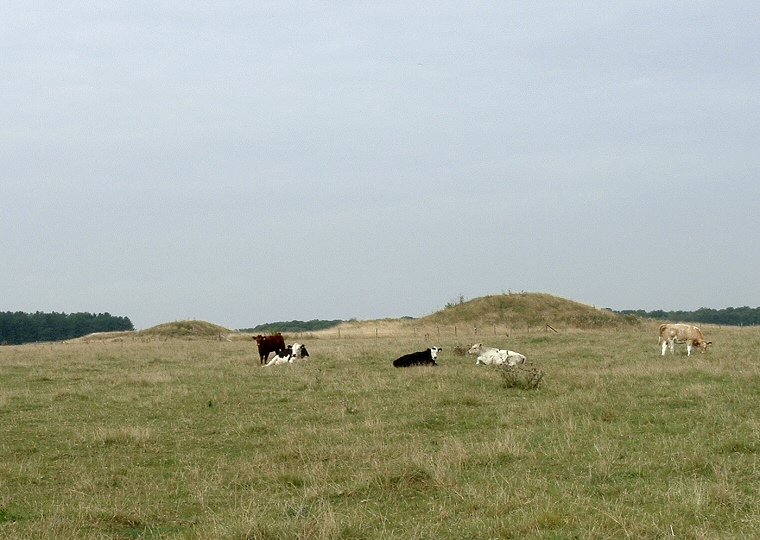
left=1, top=323, right=760, bottom=539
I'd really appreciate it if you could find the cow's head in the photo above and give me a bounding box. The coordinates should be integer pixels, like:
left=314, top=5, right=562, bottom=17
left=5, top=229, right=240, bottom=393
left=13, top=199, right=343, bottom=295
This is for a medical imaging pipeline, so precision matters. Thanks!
left=467, top=344, right=482, bottom=355
left=697, top=340, right=713, bottom=353
left=430, top=347, right=442, bottom=361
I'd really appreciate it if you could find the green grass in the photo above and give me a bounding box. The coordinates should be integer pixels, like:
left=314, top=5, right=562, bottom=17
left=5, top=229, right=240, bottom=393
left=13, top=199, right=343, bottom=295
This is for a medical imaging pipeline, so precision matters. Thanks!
left=1, top=325, right=759, bottom=538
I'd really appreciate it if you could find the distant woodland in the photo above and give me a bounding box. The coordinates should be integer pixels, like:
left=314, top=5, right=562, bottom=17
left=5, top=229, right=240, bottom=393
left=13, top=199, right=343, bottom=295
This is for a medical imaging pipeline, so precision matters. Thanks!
left=242, top=319, right=344, bottom=334
left=0, top=312, right=134, bottom=345
left=615, top=307, right=760, bottom=327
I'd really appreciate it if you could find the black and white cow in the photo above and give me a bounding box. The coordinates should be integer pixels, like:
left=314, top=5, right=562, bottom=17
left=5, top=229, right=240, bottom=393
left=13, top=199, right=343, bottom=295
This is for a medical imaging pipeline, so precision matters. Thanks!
left=264, top=346, right=293, bottom=366
left=392, top=347, right=441, bottom=368
left=263, top=342, right=310, bottom=367
left=291, top=343, right=309, bottom=361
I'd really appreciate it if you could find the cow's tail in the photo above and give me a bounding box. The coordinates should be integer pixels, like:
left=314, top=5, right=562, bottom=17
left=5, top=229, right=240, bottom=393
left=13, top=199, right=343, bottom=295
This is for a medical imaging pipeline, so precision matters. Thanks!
left=658, top=324, right=667, bottom=344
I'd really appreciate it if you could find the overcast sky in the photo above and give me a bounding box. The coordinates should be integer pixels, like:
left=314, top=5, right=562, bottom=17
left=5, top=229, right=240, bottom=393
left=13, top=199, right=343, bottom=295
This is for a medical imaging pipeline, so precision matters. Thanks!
left=2, top=2, right=758, bottom=330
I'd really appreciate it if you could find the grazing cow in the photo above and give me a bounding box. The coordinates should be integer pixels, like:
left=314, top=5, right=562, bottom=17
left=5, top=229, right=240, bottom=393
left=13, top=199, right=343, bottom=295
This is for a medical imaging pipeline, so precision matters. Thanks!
left=393, top=347, right=441, bottom=367
left=468, top=343, right=527, bottom=366
left=659, top=323, right=712, bottom=356
left=254, top=333, right=286, bottom=365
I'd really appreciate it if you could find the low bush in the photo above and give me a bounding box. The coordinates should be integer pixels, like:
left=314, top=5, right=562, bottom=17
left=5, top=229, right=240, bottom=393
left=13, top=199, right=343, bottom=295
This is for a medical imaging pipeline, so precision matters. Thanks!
left=498, top=363, right=545, bottom=390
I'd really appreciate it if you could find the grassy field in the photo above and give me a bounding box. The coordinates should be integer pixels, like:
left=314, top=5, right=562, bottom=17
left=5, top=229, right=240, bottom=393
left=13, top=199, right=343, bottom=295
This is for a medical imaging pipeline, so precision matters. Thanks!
left=1, top=322, right=759, bottom=539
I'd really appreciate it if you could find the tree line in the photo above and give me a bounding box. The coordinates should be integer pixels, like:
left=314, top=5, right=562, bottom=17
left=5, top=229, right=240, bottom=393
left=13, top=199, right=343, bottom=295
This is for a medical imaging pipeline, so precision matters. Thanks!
left=615, top=307, right=760, bottom=327
left=241, top=319, right=344, bottom=334
left=0, top=312, right=134, bottom=345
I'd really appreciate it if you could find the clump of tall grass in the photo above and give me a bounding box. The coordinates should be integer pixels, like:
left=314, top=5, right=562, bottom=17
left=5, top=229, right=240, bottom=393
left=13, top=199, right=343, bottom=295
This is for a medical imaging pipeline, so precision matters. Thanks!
left=498, top=363, right=545, bottom=390
left=92, top=426, right=154, bottom=448
left=451, top=344, right=467, bottom=356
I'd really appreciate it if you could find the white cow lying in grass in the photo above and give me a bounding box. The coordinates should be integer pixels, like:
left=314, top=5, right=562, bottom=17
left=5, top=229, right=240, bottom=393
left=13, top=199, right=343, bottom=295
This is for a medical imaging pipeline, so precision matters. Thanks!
left=500, top=349, right=527, bottom=366
left=263, top=343, right=310, bottom=367
left=467, top=343, right=500, bottom=365
left=468, top=343, right=526, bottom=366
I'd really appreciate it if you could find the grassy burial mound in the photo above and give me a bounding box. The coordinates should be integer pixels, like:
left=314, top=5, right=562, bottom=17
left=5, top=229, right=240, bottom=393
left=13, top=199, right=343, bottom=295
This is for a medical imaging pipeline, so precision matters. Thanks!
left=137, top=320, right=235, bottom=340
left=70, top=320, right=241, bottom=343
left=420, top=292, right=637, bottom=331
left=319, top=293, right=641, bottom=340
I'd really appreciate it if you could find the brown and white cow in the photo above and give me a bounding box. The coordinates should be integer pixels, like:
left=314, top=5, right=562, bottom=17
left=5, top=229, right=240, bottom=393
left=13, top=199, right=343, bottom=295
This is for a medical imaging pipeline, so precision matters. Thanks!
left=659, top=324, right=712, bottom=356
left=254, top=333, right=286, bottom=365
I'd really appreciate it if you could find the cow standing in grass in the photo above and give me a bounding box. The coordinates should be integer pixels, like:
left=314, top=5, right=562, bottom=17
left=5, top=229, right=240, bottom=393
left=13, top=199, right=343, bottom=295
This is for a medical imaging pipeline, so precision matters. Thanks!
left=254, top=333, right=286, bottom=365
left=659, top=324, right=712, bottom=356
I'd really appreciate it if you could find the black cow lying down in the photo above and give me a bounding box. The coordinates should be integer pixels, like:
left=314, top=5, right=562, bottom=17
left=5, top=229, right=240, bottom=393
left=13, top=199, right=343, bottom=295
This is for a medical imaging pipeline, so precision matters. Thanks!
left=393, top=347, right=442, bottom=367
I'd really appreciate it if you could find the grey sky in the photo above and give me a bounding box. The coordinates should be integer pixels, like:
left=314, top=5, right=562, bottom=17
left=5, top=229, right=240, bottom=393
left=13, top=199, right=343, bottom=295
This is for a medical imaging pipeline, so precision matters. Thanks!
left=3, top=2, right=758, bottom=330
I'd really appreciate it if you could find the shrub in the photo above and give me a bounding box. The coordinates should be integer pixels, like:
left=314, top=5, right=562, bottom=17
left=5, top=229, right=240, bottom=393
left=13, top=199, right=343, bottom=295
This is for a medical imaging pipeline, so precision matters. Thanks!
left=498, top=364, right=545, bottom=390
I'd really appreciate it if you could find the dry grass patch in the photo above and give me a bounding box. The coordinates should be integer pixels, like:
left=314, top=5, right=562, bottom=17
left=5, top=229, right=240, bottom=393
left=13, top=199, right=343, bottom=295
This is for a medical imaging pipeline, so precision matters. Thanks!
left=92, top=426, right=155, bottom=448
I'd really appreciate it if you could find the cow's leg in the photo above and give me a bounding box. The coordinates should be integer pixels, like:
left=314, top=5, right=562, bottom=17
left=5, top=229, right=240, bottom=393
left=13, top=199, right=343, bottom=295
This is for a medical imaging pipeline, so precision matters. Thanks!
left=669, top=338, right=676, bottom=355
left=686, top=342, right=692, bottom=356
left=661, top=340, right=668, bottom=356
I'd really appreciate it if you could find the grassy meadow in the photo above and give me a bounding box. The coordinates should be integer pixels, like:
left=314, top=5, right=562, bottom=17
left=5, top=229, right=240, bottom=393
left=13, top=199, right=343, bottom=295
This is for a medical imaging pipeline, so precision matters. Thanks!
left=2, top=321, right=760, bottom=539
